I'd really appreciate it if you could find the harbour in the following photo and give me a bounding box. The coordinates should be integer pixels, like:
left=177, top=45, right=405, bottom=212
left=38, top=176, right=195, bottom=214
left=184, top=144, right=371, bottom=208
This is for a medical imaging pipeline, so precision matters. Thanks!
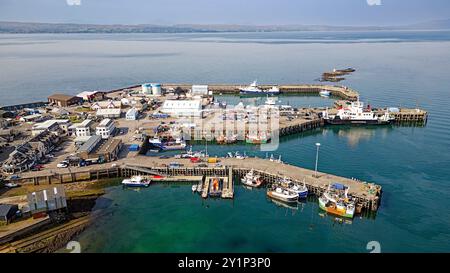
left=0, top=31, right=448, bottom=253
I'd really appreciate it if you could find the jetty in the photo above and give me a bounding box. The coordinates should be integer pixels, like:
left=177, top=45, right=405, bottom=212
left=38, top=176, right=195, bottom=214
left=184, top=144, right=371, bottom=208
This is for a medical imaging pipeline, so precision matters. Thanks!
left=11, top=155, right=382, bottom=212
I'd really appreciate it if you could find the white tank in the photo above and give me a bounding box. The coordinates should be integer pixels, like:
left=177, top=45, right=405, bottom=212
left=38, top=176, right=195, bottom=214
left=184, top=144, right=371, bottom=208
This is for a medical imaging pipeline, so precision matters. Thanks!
left=151, top=83, right=162, bottom=96
left=142, top=83, right=151, bottom=94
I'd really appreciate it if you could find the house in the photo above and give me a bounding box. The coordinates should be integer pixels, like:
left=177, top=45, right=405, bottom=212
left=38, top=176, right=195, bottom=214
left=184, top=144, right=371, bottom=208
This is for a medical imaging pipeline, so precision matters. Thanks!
left=2, top=130, right=60, bottom=174
left=96, top=108, right=121, bottom=119
left=51, top=107, right=70, bottom=117
left=0, top=204, right=19, bottom=225
left=96, top=118, right=116, bottom=139
left=126, top=108, right=138, bottom=120
left=19, top=113, right=43, bottom=122
left=91, top=100, right=121, bottom=110
left=160, top=99, right=203, bottom=117
left=76, top=91, right=106, bottom=102
left=68, top=119, right=94, bottom=137
left=27, top=186, right=67, bottom=218
left=48, top=94, right=83, bottom=107
left=31, top=119, right=70, bottom=136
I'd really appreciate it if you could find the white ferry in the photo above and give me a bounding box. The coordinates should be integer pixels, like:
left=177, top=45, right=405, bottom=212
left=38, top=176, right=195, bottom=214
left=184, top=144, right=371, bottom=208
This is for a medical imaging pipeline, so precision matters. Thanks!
left=322, top=100, right=394, bottom=125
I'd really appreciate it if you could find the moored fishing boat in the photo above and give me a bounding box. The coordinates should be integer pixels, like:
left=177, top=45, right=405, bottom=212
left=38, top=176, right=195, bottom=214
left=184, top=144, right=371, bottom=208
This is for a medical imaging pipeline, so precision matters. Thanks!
left=246, top=132, right=270, bottom=144
left=319, top=90, right=331, bottom=97
left=121, top=176, right=151, bottom=187
left=318, top=184, right=355, bottom=218
left=277, top=177, right=308, bottom=198
left=241, top=169, right=263, bottom=188
left=267, top=186, right=298, bottom=203
left=149, top=136, right=187, bottom=151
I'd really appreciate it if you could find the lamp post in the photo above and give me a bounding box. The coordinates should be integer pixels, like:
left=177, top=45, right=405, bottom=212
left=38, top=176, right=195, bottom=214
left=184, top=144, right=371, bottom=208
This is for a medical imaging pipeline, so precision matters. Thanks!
left=314, top=143, right=321, bottom=178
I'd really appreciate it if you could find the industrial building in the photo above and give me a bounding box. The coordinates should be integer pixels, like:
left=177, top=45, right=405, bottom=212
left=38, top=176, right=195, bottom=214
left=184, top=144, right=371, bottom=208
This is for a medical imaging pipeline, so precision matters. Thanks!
left=96, top=108, right=121, bottom=119
left=32, top=119, right=70, bottom=136
left=95, top=138, right=122, bottom=162
left=48, top=94, right=83, bottom=107
left=96, top=118, right=116, bottom=139
left=191, top=85, right=209, bottom=96
left=126, top=108, right=139, bottom=120
left=77, top=135, right=102, bottom=159
left=142, top=83, right=162, bottom=96
left=68, top=119, right=94, bottom=137
left=27, top=186, right=67, bottom=218
left=160, top=99, right=203, bottom=117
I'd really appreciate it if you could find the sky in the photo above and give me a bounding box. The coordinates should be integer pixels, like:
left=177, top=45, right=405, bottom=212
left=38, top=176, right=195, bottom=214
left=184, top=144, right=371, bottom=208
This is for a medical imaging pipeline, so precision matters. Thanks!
left=0, top=0, right=449, bottom=26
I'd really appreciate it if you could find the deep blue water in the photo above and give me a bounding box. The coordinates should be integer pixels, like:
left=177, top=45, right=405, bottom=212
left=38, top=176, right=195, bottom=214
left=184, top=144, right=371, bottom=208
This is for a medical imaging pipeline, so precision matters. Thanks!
left=1, top=31, right=449, bottom=252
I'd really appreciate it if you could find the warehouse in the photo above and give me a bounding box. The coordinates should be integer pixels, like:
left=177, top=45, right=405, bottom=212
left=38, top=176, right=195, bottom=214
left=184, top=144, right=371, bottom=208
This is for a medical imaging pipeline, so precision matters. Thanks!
left=96, top=108, right=121, bottom=119
left=160, top=99, right=203, bottom=117
left=95, top=138, right=122, bottom=162
left=77, top=135, right=102, bottom=159
left=48, top=94, right=83, bottom=107
left=0, top=204, right=19, bottom=225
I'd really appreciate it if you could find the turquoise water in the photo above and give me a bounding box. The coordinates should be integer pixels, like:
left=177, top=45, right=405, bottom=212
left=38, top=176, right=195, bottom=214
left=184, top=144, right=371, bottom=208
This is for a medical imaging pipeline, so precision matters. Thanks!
left=1, top=32, right=449, bottom=252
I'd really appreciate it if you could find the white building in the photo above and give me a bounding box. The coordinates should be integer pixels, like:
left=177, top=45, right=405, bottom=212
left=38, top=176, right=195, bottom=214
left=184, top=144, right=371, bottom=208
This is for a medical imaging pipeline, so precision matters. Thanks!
left=126, top=108, right=138, bottom=120
left=32, top=119, right=70, bottom=136
left=91, top=101, right=121, bottom=110
left=160, top=100, right=203, bottom=117
left=69, top=119, right=93, bottom=137
left=192, top=85, right=209, bottom=96
left=96, top=118, right=116, bottom=139
left=96, top=108, right=121, bottom=119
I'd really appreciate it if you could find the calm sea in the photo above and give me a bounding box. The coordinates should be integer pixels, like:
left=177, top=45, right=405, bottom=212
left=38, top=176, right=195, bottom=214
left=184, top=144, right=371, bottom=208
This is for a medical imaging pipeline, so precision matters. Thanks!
left=1, top=31, right=449, bottom=252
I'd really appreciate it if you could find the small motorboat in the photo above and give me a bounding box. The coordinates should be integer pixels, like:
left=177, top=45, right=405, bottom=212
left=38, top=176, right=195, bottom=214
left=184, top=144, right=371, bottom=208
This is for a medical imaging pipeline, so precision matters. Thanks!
left=319, top=90, right=331, bottom=97
left=121, top=176, right=151, bottom=187
left=241, top=169, right=263, bottom=188
left=267, top=186, right=298, bottom=203
left=192, top=184, right=198, bottom=192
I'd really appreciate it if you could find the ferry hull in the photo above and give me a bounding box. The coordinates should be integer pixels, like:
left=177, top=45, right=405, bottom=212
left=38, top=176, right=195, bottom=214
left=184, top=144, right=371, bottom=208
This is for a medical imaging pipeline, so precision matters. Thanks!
left=240, top=91, right=280, bottom=96
left=324, top=119, right=392, bottom=125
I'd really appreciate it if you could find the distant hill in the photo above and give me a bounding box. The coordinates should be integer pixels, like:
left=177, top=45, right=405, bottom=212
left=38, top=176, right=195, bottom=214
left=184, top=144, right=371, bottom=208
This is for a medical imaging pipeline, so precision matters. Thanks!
left=0, top=19, right=449, bottom=34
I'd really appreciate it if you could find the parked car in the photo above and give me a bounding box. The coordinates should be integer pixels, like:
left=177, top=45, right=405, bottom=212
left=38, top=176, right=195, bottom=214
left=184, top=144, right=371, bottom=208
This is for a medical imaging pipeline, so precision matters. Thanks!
left=159, top=155, right=171, bottom=159
left=198, top=163, right=208, bottom=168
left=57, top=161, right=68, bottom=168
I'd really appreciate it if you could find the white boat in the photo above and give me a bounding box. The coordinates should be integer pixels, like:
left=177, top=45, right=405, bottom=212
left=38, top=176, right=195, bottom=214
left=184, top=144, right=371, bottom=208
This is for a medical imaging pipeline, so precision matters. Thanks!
left=322, top=100, right=394, bottom=125
left=267, top=187, right=298, bottom=203
left=265, top=96, right=277, bottom=106
left=191, top=184, right=198, bottom=192
left=239, top=81, right=280, bottom=95
left=278, top=177, right=308, bottom=198
left=319, top=90, right=331, bottom=97
left=241, top=169, right=263, bottom=188
left=122, top=176, right=151, bottom=187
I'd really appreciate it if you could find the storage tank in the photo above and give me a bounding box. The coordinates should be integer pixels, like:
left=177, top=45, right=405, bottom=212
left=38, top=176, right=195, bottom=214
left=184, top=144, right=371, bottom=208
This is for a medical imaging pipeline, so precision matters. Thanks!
left=142, top=83, right=152, bottom=95
left=151, top=83, right=162, bottom=96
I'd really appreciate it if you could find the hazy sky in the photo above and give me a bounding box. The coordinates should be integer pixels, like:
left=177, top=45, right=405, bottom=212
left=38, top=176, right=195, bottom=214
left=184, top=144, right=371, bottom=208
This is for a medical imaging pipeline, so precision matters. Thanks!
left=0, top=0, right=449, bottom=26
